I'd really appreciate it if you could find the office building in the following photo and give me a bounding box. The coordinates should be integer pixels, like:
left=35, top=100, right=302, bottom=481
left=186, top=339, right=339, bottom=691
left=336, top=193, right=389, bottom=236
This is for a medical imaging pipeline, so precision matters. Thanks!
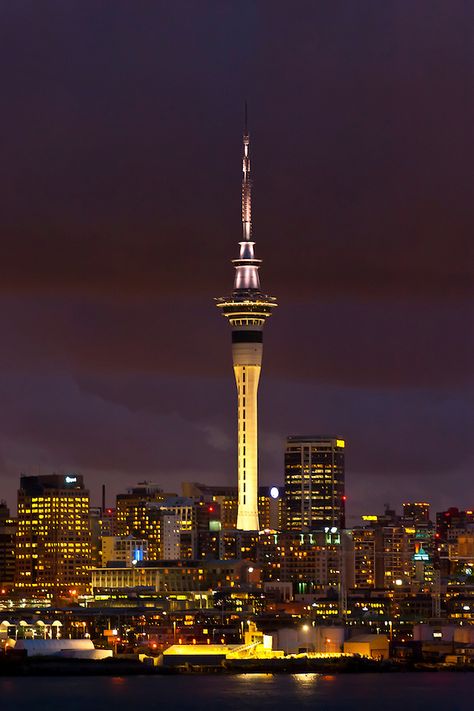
left=116, top=482, right=176, bottom=537
left=284, top=436, right=345, bottom=531
left=15, top=474, right=91, bottom=598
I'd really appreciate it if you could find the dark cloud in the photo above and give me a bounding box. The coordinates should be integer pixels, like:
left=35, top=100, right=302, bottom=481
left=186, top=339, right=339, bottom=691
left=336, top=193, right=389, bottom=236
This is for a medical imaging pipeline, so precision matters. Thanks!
left=0, top=373, right=471, bottom=515
left=0, top=2, right=472, bottom=517
left=0, top=2, right=472, bottom=300
left=0, top=295, right=470, bottom=390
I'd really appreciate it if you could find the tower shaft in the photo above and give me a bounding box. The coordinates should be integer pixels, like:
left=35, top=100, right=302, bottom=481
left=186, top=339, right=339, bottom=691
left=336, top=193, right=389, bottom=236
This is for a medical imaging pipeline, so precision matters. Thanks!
left=233, top=341, right=262, bottom=530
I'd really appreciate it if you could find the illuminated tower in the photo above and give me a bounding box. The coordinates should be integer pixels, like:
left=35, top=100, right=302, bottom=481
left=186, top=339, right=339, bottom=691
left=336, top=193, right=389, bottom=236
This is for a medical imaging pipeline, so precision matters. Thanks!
left=216, top=111, right=277, bottom=531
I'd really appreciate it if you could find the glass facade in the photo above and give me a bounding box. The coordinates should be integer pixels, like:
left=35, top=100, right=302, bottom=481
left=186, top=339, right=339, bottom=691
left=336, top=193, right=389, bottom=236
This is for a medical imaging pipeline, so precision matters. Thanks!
left=284, top=437, right=345, bottom=531
left=15, top=474, right=91, bottom=597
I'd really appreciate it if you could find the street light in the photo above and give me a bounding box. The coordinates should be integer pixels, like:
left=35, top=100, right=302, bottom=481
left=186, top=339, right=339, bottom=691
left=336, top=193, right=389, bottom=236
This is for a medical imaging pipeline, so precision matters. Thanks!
left=301, top=624, right=309, bottom=655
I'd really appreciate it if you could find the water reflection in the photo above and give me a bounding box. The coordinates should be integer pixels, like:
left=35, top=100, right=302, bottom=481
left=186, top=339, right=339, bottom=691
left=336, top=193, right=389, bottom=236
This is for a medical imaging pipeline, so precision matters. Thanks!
left=291, top=672, right=321, bottom=695
left=237, top=673, right=275, bottom=682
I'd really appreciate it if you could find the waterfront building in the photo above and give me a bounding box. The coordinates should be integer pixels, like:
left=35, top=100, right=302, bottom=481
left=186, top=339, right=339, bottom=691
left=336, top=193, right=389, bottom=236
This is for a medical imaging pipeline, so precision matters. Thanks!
left=284, top=436, right=345, bottom=530
left=15, top=474, right=91, bottom=598
left=216, top=113, right=277, bottom=530
left=91, top=559, right=256, bottom=598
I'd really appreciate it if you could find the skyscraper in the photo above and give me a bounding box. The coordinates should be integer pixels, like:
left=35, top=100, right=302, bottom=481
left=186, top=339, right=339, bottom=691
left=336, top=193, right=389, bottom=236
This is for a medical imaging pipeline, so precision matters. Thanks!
left=216, top=112, right=277, bottom=531
left=15, top=474, right=91, bottom=598
left=284, top=436, right=346, bottom=531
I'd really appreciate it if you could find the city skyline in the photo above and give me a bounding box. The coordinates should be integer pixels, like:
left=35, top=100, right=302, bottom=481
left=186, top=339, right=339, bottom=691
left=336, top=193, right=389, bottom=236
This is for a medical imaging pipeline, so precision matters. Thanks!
left=0, top=3, right=472, bottom=517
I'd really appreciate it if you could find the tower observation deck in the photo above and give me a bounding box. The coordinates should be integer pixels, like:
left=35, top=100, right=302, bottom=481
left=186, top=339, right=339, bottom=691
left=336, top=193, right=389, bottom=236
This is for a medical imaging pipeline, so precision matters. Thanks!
left=216, top=112, right=277, bottom=531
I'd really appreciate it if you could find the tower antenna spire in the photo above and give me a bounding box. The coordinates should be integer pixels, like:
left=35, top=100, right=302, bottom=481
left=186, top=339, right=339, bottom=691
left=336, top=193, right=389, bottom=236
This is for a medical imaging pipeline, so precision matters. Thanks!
left=242, top=102, right=252, bottom=246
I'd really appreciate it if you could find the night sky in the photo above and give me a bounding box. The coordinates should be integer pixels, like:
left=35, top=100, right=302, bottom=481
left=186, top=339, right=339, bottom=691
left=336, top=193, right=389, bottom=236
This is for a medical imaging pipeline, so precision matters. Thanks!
left=0, top=2, right=472, bottom=522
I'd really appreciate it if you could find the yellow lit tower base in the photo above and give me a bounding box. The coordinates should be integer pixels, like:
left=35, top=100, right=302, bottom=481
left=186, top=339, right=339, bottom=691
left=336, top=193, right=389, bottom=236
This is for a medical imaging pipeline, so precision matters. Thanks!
left=216, top=112, right=276, bottom=531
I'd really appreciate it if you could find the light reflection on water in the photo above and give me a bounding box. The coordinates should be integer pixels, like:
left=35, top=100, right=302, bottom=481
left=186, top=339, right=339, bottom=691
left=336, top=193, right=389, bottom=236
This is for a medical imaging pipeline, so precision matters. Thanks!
left=291, top=672, right=320, bottom=686
left=237, top=673, right=275, bottom=682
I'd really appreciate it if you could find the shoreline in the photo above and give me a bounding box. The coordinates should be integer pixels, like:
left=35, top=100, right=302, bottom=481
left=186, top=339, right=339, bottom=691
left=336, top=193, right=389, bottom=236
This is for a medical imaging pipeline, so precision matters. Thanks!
left=1, top=657, right=474, bottom=676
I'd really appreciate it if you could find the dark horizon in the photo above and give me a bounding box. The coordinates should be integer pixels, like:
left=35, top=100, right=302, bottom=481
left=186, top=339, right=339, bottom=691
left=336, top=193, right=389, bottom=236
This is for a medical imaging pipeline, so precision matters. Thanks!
left=0, top=2, right=472, bottom=520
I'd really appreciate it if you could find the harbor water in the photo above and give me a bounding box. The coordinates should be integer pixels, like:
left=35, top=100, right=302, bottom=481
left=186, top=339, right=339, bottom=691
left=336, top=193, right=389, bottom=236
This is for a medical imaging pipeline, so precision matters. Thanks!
left=1, top=672, right=473, bottom=711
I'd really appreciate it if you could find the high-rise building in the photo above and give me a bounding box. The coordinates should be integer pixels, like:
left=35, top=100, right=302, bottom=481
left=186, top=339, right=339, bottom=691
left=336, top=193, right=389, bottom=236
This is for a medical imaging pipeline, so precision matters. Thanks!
left=284, top=436, right=346, bottom=531
left=374, top=525, right=412, bottom=588
left=15, top=474, right=91, bottom=598
left=216, top=112, right=277, bottom=531
left=350, top=528, right=376, bottom=589
left=116, top=482, right=177, bottom=557
left=0, top=501, right=16, bottom=594
left=116, top=483, right=169, bottom=536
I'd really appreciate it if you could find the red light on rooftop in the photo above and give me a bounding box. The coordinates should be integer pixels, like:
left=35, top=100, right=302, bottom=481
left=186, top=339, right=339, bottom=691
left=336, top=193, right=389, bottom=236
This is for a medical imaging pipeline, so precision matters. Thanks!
left=342, top=496, right=347, bottom=501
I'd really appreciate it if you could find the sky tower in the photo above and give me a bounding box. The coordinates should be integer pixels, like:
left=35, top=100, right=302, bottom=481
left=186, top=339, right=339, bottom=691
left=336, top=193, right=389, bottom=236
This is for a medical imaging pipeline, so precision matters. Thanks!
left=216, top=111, right=277, bottom=531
